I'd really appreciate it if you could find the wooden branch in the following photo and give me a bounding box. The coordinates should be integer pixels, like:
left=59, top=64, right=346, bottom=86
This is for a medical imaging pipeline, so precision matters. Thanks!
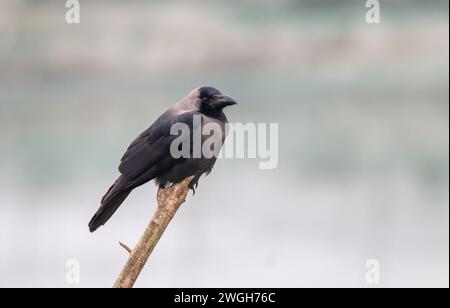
left=113, top=176, right=194, bottom=288
left=119, top=241, right=132, bottom=254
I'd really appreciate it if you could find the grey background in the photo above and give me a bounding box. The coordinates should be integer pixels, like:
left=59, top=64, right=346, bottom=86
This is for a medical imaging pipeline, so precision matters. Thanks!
left=0, top=0, right=448, bottom=287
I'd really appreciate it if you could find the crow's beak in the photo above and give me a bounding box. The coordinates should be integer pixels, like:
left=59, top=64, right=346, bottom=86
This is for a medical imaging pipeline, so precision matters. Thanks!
left=215, top=95, right=237, bottom=108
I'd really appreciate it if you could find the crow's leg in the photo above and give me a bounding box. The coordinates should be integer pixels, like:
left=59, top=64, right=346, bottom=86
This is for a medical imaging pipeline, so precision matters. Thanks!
left=188, top=175, right=201, bottom=195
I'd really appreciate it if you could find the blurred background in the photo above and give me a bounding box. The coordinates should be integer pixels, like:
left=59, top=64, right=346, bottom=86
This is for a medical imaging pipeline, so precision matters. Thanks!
left=0, top=0, right=448, bottom=288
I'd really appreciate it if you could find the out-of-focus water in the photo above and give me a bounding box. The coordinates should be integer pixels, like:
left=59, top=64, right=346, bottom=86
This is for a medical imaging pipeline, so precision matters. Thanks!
left=0, top=0, right=448, bottom=287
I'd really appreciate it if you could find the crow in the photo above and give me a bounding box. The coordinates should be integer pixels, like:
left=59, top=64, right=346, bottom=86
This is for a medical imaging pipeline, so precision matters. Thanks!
left=88, top=86, right=237, bottom=232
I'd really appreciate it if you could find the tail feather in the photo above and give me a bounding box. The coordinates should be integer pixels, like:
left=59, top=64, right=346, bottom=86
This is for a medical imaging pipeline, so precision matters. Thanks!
left=89, top=175, right=132, bottom=233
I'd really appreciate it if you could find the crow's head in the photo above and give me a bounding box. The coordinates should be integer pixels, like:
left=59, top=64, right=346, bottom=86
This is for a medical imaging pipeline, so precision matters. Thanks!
left=197, top=86, right=237, bottom=114
left=178, top=86, right=237, bottom=115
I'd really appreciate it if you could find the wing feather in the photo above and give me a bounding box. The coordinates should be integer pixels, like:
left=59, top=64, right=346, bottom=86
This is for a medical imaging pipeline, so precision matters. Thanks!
left=118, top=110, right=199, bottom=180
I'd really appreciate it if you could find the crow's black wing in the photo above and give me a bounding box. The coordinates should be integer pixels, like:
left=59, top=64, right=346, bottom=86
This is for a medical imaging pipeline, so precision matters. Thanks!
left=118, top=110, right=199, bottom=181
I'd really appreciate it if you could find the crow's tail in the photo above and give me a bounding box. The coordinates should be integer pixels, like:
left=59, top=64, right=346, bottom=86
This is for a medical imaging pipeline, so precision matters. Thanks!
left=89, top=175, right=133, bottom=233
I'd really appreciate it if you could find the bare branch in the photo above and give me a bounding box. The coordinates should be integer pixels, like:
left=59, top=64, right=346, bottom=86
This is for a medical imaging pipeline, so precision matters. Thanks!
left=119, top=241, right=133, bottom=254
left=113, top=176, right=194, bottom=288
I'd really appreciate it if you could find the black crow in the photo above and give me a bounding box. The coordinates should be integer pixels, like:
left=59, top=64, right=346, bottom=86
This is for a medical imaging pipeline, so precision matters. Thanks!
left=88, top=86, right=237, bottom=232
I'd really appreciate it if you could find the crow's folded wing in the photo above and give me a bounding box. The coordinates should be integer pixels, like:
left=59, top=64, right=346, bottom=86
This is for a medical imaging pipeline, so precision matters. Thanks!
left=118, top=110, right=199, bottom=180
